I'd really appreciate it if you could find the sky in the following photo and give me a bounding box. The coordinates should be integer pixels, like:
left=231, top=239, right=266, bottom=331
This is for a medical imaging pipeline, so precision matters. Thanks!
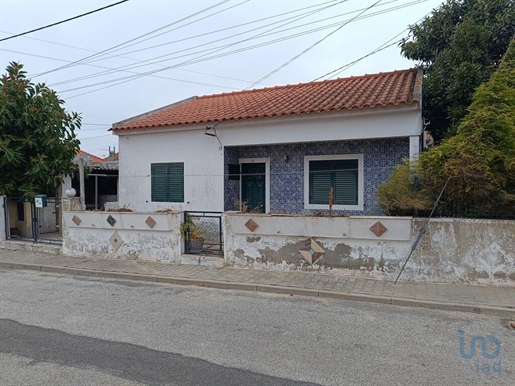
left=0, top=0, right=443, bottom=158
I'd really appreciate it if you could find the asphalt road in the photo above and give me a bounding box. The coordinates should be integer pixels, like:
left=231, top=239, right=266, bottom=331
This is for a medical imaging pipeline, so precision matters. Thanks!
left=0, top=269, right=513, bottom=386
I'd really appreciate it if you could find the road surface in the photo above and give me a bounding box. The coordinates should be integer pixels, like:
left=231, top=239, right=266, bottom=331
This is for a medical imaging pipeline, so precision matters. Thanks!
left=0, top=269, right=513, bottom=385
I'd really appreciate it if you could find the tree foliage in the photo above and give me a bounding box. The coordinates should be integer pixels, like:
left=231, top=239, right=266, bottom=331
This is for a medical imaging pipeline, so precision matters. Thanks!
left=0, top=62, right=81, bottom=198
left=379, top=39, right=515, bottom=217
left=400, top=0, right=515, bottom=142
left=376, top=159, right=432, bottom=216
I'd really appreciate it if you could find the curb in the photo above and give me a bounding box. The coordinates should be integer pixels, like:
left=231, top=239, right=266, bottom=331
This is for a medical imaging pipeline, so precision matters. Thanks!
left=1, top=261, right=513, bottom=319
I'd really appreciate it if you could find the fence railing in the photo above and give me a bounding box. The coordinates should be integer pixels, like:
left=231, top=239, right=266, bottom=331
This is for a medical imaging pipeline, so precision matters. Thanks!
left=184, top=211, right=223, bottom=256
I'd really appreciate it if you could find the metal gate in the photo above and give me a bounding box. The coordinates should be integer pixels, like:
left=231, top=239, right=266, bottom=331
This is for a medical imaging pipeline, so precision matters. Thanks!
left=184, top=211, right=223, bottom=255
left=3, top=197, right=62, bottom=244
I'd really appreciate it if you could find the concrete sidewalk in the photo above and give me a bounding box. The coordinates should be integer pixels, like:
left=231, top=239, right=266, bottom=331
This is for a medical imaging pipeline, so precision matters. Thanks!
left=0, top=247, right=513, bottom=319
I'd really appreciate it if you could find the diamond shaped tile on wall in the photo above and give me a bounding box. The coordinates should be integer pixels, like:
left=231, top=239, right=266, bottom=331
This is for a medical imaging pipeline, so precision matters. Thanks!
left=245, top=218, right=259, bottom=232
left=299, top=239, right=325, bottom=264
left=370, top=221, right=388, bottom=237
left=106, top=215, right=117, bottom=227
left=72, top=215, right=81, bottom=225
left=108, top=230, right=124, bottom=251
left=145, top=216, right=157, bottom=228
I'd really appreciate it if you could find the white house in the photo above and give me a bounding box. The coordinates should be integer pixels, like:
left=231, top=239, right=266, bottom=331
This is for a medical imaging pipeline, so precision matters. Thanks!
left=111, top=69, right=423, bottom=215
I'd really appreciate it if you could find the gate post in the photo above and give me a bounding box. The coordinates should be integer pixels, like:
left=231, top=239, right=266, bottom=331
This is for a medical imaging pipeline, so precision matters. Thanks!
left=0, top=196, right=6, bottom=242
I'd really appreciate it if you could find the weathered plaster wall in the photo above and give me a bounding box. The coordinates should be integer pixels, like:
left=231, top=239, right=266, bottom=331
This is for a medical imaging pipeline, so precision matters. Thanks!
left=223, top=213, right=412, bottom=275
left=411, top=218, right=515, bottom=285
left=63, top=211, right=182, bottom=262
left=223, top=214, right=515, bottom=285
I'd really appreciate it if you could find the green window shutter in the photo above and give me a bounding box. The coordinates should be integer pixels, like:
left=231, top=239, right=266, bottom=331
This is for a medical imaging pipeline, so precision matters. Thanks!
left=333, top=160, right=358, bottom=205
left=334, top=170, right=358, bottom=205
left=309, top=161, right=333, bottom=205
left=167, top=163, right=184, bottom=202
left=151, top=163, right=184, bottom=202
left=309, top=159, right=359, bottom=206
left=151, top=164, right=169, bottom=202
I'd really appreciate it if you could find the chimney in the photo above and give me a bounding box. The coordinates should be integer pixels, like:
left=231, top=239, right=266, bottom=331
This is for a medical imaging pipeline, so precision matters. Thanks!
left=107, top=146, right=117, bottom=161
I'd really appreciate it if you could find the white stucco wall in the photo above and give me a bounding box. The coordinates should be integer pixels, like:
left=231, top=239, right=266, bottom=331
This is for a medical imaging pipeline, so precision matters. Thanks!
left=63, top=211, right=183, bottom=261
left=116, top=106, right=422, bottom=212
left=117, top=129, right=224, bottom=212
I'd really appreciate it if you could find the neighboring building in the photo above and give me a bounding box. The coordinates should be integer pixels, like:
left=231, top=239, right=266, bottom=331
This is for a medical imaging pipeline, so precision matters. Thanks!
left=112, top=69, right=423, bottom=215
left=63, top=149, right=119, bottom=209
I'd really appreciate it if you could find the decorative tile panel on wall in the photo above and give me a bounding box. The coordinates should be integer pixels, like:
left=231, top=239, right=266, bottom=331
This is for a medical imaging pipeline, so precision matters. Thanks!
left=224, top=147, right=240, bottom=211
left=225, top=137, right=409, bottom=215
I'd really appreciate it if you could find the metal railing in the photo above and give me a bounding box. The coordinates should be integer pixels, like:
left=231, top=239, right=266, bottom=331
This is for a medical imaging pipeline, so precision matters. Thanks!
left=184, top=211, right=223, bottom=256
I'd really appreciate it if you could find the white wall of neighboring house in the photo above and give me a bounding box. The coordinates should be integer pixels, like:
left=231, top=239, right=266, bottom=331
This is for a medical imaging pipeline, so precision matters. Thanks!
left=116, top=105, right=422, bottom=212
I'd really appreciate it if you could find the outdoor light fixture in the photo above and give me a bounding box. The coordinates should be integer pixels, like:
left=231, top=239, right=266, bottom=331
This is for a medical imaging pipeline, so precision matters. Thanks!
left=205, top=122, right=220, bottom=136
left=204, top=122, right=222, bottom=150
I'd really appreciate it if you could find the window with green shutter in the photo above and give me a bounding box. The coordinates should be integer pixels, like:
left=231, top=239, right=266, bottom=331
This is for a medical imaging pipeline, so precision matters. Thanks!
left=151, top=163, right=184, bottom=202
left=309, top=159, right=358, bottom=205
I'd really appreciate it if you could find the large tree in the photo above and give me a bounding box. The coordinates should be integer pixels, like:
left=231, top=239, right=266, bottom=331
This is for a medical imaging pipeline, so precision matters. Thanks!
left=400, top=0, right=515, bottom=142
left=0, top=62, right=81, bottom=198
left=378, top=38, right=515, bottom=217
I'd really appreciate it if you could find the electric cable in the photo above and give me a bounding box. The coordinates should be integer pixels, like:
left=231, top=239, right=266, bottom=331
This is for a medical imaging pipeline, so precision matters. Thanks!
left=49, top=0, right=345, bottom=87
left=245, top=0, right=383, bottom=89
left=33, top=0, right=231, bottom=78
left=313, top=13, right=429, bottom=80
left=88, top=0, right=251, bottom=61
left=87, top=0, right=342, bottom=61
left=0, top=0, right=129, bottom=42
left=58, top=0, right=424, bottom=97
left=0, top=48, right=240, bottom=90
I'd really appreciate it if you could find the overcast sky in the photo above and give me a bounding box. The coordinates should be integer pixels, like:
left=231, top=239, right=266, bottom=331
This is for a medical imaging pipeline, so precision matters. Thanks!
left=0, top=0, right=442, bottom=157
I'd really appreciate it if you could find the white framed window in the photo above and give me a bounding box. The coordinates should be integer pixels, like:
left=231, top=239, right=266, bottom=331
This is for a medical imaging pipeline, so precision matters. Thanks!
left=304, top=154, right=364, bottom=211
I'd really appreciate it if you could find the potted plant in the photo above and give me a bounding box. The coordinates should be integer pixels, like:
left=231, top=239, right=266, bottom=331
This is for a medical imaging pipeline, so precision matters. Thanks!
left=180, top=215, right=204, bottom=252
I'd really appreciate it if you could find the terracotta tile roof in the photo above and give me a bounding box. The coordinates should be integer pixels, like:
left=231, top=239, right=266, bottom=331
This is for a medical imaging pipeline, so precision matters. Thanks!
left=77, top=150, right=106, bottom=163
left=112, top=68, right=422, bottom=132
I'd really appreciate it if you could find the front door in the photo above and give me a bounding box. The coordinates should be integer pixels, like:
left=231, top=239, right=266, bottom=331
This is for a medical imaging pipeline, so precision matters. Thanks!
left=241, top=163, right=266, bottom=213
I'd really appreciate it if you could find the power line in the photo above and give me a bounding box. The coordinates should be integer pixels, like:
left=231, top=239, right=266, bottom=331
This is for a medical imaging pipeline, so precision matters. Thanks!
left=33, top=0, right=231, bottom=78
left=71, top=0, right=398, bottom=79
left=0, top=30, right=272, bottom=87
left=87, top=0, right=342, bottom=62
left=0, top=0, right=129, bottom=42
left=80, top=134, right=114, bottom=140
left=58, top=0, right=416, bottom=96
left=59, top=0, right=426, bottom=99
left=1, top=47, right=241, bottom=91
left=312, top=12, right=430, bottom=81
left=89, top=0, right=251, bottom=61
left=245, top=0, right=383, bottom=89
left=49, top=0, right=342, bottom=88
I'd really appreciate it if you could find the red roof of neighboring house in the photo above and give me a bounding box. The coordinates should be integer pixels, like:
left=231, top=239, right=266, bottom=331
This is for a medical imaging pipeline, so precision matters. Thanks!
left=112, top=68, right=422, bottom=132
left=77, top=150, right=106, bottom=163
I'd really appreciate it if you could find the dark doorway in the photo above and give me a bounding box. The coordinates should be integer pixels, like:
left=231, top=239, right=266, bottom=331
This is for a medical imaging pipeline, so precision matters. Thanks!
left=241, top=163, right=266, bottom=213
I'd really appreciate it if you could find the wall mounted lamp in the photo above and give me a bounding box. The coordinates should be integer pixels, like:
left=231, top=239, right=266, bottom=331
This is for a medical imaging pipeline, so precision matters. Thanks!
left=204, top=122, right=222, bottom=150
